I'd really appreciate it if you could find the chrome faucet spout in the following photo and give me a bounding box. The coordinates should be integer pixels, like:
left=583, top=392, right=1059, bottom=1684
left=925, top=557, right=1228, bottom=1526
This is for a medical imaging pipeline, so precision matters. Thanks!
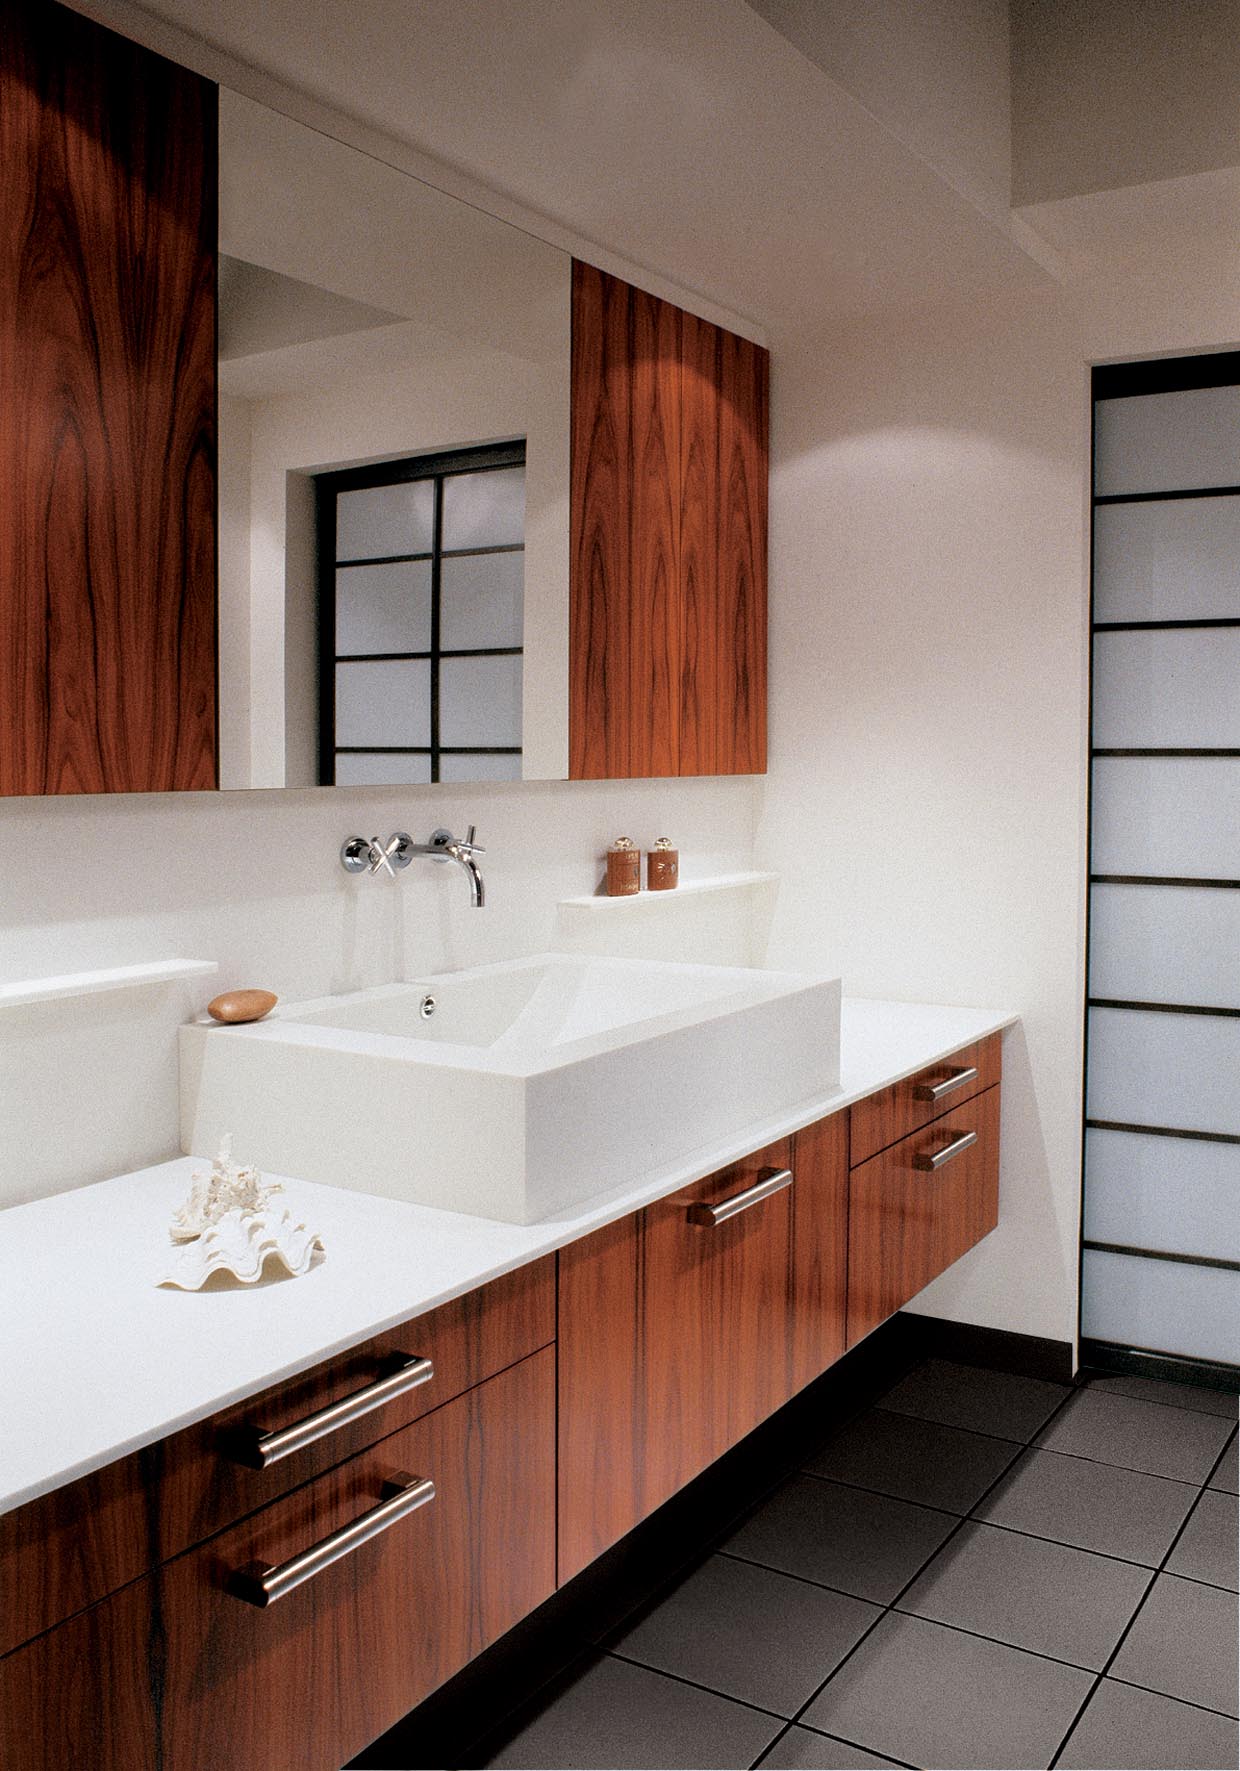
left=340, top=825, right=486, bottom=905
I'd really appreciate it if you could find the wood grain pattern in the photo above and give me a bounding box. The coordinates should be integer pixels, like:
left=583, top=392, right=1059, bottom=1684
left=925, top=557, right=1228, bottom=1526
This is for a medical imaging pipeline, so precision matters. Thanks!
left=847, top=1082, right=1001, bottom=1347
left=0, top=0, right=216, bottom=796
left=849, top=1033, right=1003, bottom=1168
left=677, top=309, right=721, bottom=775
left=157, top=1349, right=555, bottom=1771
left=788, top=1109, right=850, bottom=1394
left=0, top=1256, right=554, bottom=1658
left=557, top=1140, right=793, bottom=1584
left=715, top=326, right=768, bottom=774
left=628, top=286, right=681, bottom=776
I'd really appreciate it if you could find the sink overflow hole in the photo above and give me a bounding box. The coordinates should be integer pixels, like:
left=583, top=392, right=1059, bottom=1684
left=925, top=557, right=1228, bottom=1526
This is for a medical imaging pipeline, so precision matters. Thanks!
left=420, top=995, right=437, bottom=1019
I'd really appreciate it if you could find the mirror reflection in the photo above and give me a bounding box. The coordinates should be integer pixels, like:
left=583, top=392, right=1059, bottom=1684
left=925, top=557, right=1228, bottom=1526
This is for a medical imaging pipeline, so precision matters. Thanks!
left=217, top=90, right=570, bottom=790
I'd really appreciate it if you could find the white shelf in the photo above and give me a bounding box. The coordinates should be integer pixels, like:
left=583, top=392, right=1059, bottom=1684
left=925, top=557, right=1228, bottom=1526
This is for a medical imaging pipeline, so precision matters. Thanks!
left=0, top=959, right=218, bottom=1010
left=557, top=871, right=779, bottom=911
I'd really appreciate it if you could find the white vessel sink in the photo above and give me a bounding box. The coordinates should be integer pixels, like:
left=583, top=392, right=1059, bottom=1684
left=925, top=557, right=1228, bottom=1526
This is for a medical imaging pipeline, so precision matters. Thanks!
left=179, top=954, right=841, bottom=1223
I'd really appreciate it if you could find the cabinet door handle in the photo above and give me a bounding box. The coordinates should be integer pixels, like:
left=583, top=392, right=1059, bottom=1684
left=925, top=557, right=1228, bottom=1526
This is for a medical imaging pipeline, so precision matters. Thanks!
left=223, top=1354, right=434, bottom=1468
left=687, top=1165, right=793, bottom=1227
left=912, top=1064, right=979, bottom=1102
left=227, top=1471, right=435, bottom=1607
left=912, top=1129, right=978, bottom=1171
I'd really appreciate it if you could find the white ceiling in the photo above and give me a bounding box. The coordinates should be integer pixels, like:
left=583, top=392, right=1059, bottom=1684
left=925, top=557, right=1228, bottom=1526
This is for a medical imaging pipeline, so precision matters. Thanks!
left=122, top=0, right=1050, bottom=340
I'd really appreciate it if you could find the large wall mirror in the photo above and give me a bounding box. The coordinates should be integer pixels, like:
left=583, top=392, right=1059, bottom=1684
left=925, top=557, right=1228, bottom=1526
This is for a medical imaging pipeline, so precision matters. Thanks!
left=217, top=90, right=571, bottom=789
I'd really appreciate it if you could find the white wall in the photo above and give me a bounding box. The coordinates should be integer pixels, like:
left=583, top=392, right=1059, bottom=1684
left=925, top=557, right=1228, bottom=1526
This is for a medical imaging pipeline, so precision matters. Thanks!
left=758, top=290, right=1092, bottom=1346
left=0, top=776, right=758, bottom=1210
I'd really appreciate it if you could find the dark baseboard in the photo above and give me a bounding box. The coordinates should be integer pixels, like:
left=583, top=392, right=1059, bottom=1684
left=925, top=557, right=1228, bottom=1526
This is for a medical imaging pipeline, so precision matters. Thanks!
left=349, top=1309, right=1074, bottom=1768
left=1080, top=1337, right=1240, bottom=1394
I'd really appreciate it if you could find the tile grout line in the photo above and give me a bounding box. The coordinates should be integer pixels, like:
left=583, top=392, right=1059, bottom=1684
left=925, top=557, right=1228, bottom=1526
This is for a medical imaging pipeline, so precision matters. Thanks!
left=1045, top=1421, right=1240, bottom=1768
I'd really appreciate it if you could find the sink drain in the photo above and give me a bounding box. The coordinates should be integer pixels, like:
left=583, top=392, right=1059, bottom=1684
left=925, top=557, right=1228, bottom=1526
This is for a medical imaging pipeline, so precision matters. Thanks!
left=419, top=995, right=437, bottom=1019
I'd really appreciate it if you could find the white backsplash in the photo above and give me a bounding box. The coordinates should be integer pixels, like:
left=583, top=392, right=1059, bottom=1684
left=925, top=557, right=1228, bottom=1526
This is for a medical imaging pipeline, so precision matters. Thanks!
left=0, top=776, right=759, bottom=1209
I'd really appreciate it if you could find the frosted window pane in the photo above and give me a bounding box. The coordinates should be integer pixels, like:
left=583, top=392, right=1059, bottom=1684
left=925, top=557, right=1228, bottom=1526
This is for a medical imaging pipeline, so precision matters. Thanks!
left=335, top=659, right=431, bottom=747
left=1095, top=386, right=1240, bottom=496
left=1093, top=629, right=1240, bottom=748
left=336, top=480, right=434, bottom=561
left=440, top=552, right=524, bottom=649
left=1090, top=884, right=1240, bottom=1009
left=442, top=467, right=525, bottom=550
left=438, top=752, right=522, bottom=782
left=439, top=654, right=522, bottom=747
left=1084, top=1128, right=1240, bottom=1261
left=336, top=562, right=432, bottom=655
left=1094, top=497, right=1240, bottom=623
left=333, top=752, right=432, bottom=786
left=1087, top=1006, right=1240, bottom=1137
left=1082, top=1249, right=1240, bottom=1364
left=1090, top=758, right=1240, bottom=878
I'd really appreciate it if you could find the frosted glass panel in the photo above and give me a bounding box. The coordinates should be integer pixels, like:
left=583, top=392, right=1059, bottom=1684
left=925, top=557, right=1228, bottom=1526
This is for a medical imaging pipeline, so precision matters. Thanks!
left=1092, top=629, right=1240, bottom=748
left=333, top=752, right=432, bottom=786
left=439, top=654, right=522, bottom=747
left=1090, top=758, right=1240, bottom=877
left=1095, top=385, right=1240, bottom=496
left=1090, top=884, right=1240, bottom=1009
left=438, top=751, right=522, bottom=782
left=440, top=552, right=524, bottom=649
left=1087, top=1006, right=1240, bottom=1136
left=1084, top=1129, right=1240, bottom=1261
left=1093, top=497, right=1240, bottom=623
left=336, top=480, right=434, bottom=561
left=334, top=659, right=431, bottom=747
left=442, top=467, right=525, bottom=550
left=335, top=562, right=432, bottom=655
left=1082, top=1249, right=1240, bottom=1364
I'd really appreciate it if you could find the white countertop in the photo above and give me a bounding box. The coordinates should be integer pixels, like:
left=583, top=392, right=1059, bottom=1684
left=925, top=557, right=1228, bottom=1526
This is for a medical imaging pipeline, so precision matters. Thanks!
left=0, top=996, right=1015, bottom=1518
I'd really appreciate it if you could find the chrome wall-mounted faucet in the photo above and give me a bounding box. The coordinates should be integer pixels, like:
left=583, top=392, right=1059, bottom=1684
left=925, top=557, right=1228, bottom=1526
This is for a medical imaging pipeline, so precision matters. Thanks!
left=339, top=827, right=486, bottom=907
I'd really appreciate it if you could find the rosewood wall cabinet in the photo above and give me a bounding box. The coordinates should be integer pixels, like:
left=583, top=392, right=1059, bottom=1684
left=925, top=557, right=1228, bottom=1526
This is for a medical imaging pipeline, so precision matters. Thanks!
left=569, top=262, right=768, bottom=779
left=0, top=0, right=217, bottom=796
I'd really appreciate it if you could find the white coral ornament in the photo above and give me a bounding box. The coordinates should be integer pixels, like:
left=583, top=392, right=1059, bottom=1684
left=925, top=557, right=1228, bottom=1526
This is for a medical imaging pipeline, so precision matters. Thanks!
left=160, top=1136, right=325, bottom=1290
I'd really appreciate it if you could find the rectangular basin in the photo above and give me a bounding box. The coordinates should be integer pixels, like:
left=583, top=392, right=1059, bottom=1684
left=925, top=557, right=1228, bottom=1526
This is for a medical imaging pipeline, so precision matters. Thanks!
left=179, top=954, right=841, bottom=1223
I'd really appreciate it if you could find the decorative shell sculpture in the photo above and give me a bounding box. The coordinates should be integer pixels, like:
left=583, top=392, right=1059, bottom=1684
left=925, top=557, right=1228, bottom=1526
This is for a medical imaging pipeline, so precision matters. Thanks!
left=159, top=1135, right=325, bottom=1291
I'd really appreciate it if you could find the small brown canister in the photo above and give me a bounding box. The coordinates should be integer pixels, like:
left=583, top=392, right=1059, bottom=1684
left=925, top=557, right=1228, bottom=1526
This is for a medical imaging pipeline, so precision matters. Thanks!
left=606, top=837, right=640, bottom=896
left=647, top=837, right=679, bottom=891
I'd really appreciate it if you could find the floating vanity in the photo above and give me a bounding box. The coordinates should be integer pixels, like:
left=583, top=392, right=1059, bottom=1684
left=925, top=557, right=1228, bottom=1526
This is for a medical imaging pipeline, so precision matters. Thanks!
left=1, top=999, right=1013, bottom=1771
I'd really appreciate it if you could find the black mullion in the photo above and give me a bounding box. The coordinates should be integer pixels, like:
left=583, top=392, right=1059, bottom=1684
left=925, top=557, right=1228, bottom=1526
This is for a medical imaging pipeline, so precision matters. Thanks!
left=440, top=543, right=526, bottom=560
left=1094, top=351, right=1240, bottom=399
left=334, top=647, right=524, bottom=664
left=437, top=747, right=522, bottom=755
left=316, top=478, right=338, bottom=786
left=1094, top=485, right=1240, bottom=505
left=1084, top=1241, right=1240, bottom=1276
left=1092, top=748, right=1240, bottom=759
left=1088, top=998, right=1240, bottom=1019
left=1086, top=1118, right=1240, bottom=1146
left=430, top=473, right=443, bottom=782
left=1091, top=874, right=1240, bottom=889
left=1094, top=618, right=1240, bottom=632
left=336, top=550, right=434, bottom=570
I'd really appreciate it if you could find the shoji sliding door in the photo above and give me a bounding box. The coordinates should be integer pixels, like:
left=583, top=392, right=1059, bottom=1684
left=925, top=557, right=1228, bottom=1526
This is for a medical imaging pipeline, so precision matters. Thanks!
left=1084, top=353, right=1240, bottom=1377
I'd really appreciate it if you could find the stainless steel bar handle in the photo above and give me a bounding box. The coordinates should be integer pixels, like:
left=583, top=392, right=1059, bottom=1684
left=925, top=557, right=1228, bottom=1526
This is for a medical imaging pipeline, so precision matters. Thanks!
left=227, top=1472, right=435, bottom=1608
left=912, top=1129, right=978, bottom=1172
left=687, top=1165, right=793, bottom=1228
left=913, top=1064, right=979, bottom=1103
left=224, top=1354, right=434, bottom=1469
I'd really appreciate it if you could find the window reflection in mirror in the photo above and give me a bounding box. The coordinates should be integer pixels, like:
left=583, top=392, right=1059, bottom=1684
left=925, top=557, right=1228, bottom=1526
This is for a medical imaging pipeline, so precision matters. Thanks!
left=216, top=89, right=569, bottom=790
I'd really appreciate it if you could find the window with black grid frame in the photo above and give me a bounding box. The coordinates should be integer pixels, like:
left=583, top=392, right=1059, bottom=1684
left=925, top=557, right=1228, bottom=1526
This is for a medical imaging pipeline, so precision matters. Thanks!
left=316, top=441, right=526, bottom=785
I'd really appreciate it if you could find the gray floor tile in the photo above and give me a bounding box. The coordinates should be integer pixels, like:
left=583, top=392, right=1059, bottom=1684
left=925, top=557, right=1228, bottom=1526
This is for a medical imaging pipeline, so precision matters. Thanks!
left=878, top=1358, right=1068, bottom=1441
left=898, top=1520, right=1151, bottom=1671
left=476, top=1653, right=782, bottom=1769
left=801, top=1611, right=1091, bottom=1770
left=1086, top=1372, right=1240, bottom=1421
left=973, top=1444, right=1198, bottom=1565
left=1109, top=1573, right=1240, bottom=1717
left=720, top=1475, right=956, bottom=1604
left=754, top=1726, right=909, bottom=1769
left=609, top=1554, right=881, bottom=1718
left=1166, top=1488, right=1240, bottom=1592
left=1210, top=1432, right=1239, bottom=1495
left=1056, top=1677, right=1240, bottom=1770
left=803, top=1407, right=1021, bottom=1514
left=1035, top=1388, right=1235, bottom=1483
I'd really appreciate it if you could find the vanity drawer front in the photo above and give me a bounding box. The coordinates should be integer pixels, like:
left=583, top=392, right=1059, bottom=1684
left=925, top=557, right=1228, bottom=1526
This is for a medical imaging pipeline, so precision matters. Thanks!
left=846, top=1083, right=1000, bottom=1346
left=157, top=1346, right=556, bottom=1771
left=0, top=1256, right=554, bottom=1658
left=849, top=1033, right=1001, bottom=1167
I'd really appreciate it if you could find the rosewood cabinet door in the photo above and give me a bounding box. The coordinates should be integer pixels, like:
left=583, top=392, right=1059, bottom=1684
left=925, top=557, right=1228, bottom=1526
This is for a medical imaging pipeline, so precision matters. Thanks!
left=847, top=1083, right=1001, bottom=1346
left=157, top=1349, right=556, bottom=1771
left=788, top=1110, right=850, bottom=1394
left=557, top=1139, right=793, bottom=1583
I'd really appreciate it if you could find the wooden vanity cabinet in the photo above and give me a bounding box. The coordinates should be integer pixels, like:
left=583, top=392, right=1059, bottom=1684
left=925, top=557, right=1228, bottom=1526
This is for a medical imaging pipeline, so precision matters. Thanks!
left=569, top=262, right=768, bottom=779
